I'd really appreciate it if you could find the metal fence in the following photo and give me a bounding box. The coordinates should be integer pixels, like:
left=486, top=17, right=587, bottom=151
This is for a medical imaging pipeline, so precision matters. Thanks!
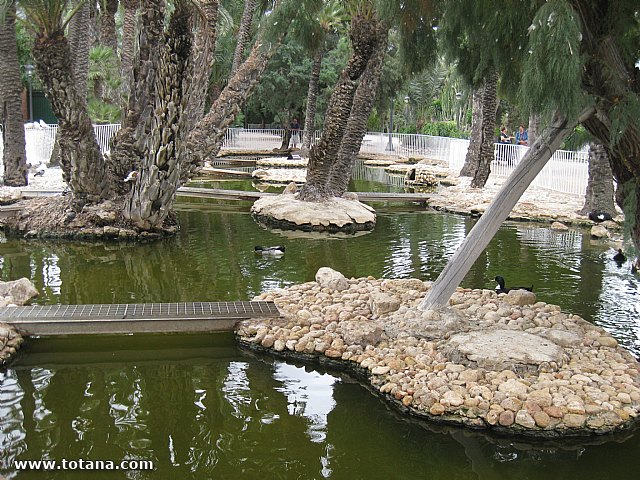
left=2, top=124, right=589, bottom=196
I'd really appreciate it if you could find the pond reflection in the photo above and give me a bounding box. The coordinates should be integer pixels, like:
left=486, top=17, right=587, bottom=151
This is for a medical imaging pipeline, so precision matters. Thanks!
left=2, top=334, right=638, bottom=480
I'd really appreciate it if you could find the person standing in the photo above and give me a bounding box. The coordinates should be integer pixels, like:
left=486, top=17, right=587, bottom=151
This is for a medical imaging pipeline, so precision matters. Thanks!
left=515, top=124, right=528, bottom=146
left=290, top=118, right=301, bottom=149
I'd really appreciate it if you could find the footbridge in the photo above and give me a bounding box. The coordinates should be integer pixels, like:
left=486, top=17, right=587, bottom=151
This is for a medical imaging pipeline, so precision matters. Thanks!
left=0, top=301, right=280, bottom=336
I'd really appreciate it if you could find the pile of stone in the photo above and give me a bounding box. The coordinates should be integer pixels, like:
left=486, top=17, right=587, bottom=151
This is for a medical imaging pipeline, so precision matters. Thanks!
left=0, top=277, right=38, bottom=364
left=237, top=267, right=640, bottom=437
left=404, top=166, right=438, bottom=187
left=0, top=323, right=23, bottom=365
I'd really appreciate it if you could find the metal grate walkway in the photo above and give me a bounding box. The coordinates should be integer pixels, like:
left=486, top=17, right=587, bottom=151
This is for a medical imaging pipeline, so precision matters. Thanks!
left=0, top=301, right=280, bottom=336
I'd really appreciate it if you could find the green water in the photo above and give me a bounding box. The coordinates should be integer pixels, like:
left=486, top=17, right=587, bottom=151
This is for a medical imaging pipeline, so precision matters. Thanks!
left=1, top=179, right=639, bottom=479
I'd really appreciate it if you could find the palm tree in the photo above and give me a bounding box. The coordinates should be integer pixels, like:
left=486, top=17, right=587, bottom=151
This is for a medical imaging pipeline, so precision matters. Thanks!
left=230, top=0, right=257, bottom=75
left=185, top=0, right=301, bottom=171
left=0, top=1, right=28, bottom=186
left=579, top=142, right=616, bottom=217
left=22, top=0, right=111, bottom=204
left=458, top=70, right=498, bottom=188
left=327, top=21, right=388, bottom=196
left=119, top=0, right=139, bottom=104
left=299, top=0, right=346, bottom=155
left=459, top=86, right=482, bottom=177
left=67, top=0, right=91, bottom=101
left=298, top=2, right=382, bottom=202
left=99, top=0, right=118, bottom=53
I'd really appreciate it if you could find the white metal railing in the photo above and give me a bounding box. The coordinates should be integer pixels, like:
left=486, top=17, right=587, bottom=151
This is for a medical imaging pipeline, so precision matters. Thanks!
left=448, top=140, right=588, bottom=196
left=3, top=124, right=589, bottom=197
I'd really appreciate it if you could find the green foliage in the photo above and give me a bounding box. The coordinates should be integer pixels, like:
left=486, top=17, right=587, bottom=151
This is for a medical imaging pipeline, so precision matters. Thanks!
left=87, top=98, right=120, bottom=124
left=562, top=125, right=591, bottom=151
left=439, top=0, right=534, bottom=91
left=246, top=36, right=311, bottom=125
left=520, top=0, right=587, bottom=119
left=420, top=121, right=467, bottom=139
left=609, top=93, right=640, bottom=147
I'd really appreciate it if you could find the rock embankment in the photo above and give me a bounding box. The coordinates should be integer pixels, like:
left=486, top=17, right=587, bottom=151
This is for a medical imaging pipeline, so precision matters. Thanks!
left=236, top=268, right=640, bottom=437
left=0, top=278, right=38, bottom=364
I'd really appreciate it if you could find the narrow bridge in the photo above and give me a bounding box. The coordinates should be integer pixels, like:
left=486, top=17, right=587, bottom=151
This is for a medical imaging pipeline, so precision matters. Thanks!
left=19, top=187, right=433, bottom=204
left=0, top=301, right=280, bottom=336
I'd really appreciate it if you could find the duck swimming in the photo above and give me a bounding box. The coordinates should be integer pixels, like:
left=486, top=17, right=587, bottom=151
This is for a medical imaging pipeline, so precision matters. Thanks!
left=613, top=249, right=626, bottom=263
left=254, top=245, right=285, bottom=256
left=494, top=276, right=533, bottom=294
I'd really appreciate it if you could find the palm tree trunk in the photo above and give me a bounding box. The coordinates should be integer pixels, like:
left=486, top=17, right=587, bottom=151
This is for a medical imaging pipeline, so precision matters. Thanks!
left=300, top=49, right=323, bottom=156
left=471, top=70, right=498, bottom=188
left=459, top=87, right=482, bottom=177
left=579, top=142, right=616, bottom=217
left=178, top=0, right=219, bottom=183
left=110, top=0, right=164, bottom=194
left=420, top=108, right=594, bottom=311
left=186, top=35, right=284, bottom=172
left=230, top=0, right=257, bottom=75
left=120, top=0, right=140, bottom=104
left=327, top=24, right=388, bottom=196
left=68, top=1, right=91, bottom=101
left=0, top=2, right=28, bottom=186
left=100, top=0, right=119, bottom=53
left=125, top=1, right=193, bottom=229
left=298, top=14, right=380, bottom=202
left=33, top=29, right=111, bottom=204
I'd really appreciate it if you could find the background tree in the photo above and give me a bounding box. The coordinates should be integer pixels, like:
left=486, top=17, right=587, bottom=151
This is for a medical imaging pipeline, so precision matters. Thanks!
left=22, top=0, right=111, bottom=204
left=0, top=0, right=28, bottom=186
left=422, top=0, right=640, bottom=309
left=298, top=0, right=346, bottom=154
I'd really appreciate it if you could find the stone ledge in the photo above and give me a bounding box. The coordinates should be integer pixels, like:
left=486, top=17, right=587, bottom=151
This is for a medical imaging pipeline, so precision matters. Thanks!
left=251, top=195, right=376, bottom=233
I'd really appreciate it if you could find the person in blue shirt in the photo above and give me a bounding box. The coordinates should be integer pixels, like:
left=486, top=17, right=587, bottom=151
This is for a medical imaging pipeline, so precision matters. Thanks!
left=515, top=124, right=528, bottom=146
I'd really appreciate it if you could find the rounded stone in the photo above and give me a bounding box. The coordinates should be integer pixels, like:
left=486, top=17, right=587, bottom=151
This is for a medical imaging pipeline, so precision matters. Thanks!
left=499, top=410, right=515, bottom=426
left=533, top=411, right=551, bottom=428
left=430, top=403, right=446, bottom=415
left=515, top=410, right=536, bottom=428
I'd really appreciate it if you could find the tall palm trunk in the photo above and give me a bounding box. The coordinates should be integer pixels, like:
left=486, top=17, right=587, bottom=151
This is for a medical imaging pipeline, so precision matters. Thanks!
left=471, top=70, right=498, bottom=188
left=0, top=2, right=28, bottom=186
left=110, top=0, right=164, bottom=194
left=459, top=87, right=482, bottom=177
left=298, top=14, right=380, bottom=202
left=178, top=0, right=219, bottom=182
left=100, top=0, right=119, bottom=53
left=230, top=0, right=257, bottom=75
left=68, top=1, right=91, bottom=101
left=33, top=29, right=111, bottom=204
left=125, top=1, right=193, bottom=229
left=120, top=0, right=140, bottom=104
left=327, top=24, right=388, bottom=196
left=186, top=33, right=286, bottom=172
left=300, top=49, right=323, bottom=156
left=579, top=142, right=616, bottom=217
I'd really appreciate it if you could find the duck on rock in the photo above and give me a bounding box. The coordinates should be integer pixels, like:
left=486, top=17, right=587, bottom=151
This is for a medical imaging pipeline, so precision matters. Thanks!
left=494, top=276, right=533, bottom=294
left=254, top=246, right=285, bottom=256
left=588, top=210, right=613, bottom=223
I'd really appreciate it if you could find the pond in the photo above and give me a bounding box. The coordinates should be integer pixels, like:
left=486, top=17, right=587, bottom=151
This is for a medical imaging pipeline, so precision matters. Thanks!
left=1, top=170, right=639, bottom=479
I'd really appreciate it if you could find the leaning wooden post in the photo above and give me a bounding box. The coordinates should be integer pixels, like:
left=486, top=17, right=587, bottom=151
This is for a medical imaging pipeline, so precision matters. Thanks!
left=419, top=108, right=594, bottom=311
